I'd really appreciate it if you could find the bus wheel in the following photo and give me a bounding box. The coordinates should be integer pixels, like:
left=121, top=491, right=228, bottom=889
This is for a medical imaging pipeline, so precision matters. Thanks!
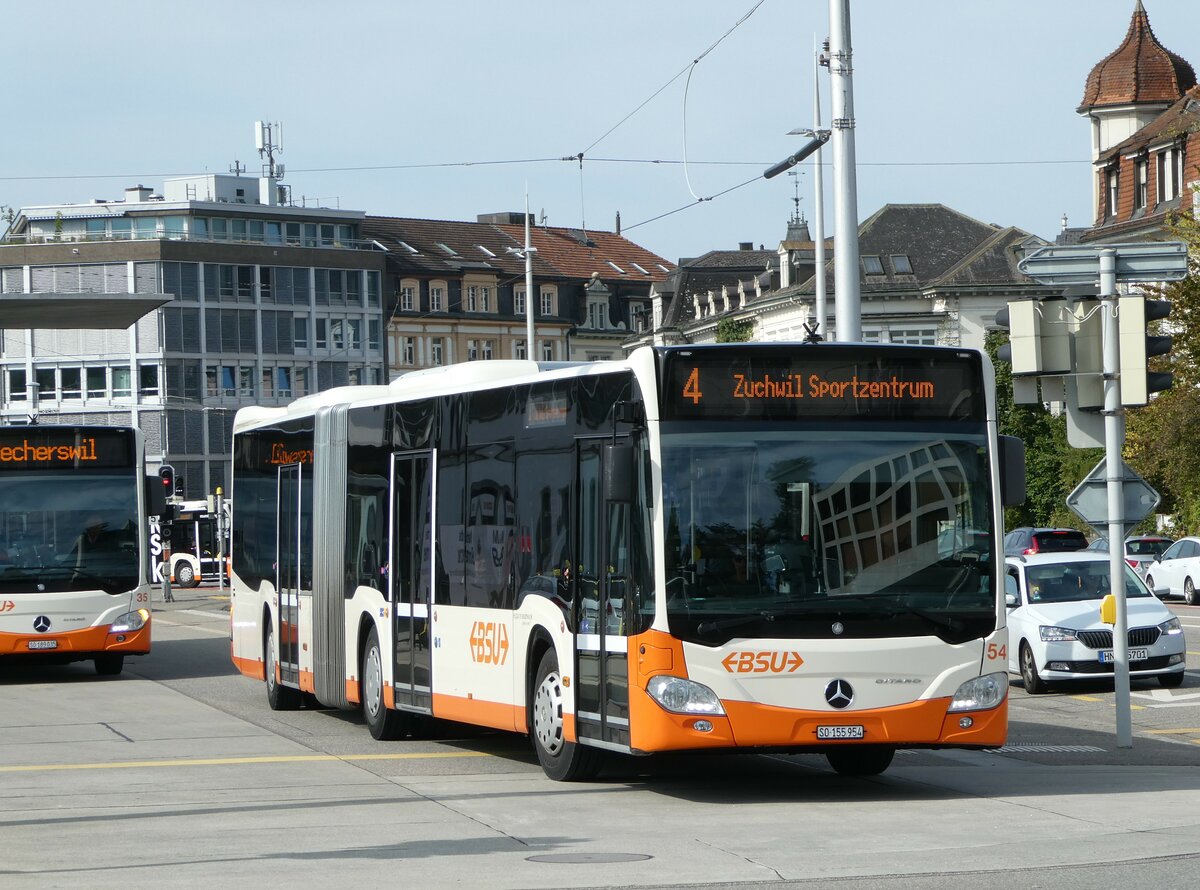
left=94, top=654, right=124, bottom=676
left=531, top=650, right=601, bottom=781
left=265, top=624, right=301, bottom=710
left=826, top=746, right=895, bottom=777
left=176, top=563, right=197, bottom=588
left=362, top=627, right=406, bottom=740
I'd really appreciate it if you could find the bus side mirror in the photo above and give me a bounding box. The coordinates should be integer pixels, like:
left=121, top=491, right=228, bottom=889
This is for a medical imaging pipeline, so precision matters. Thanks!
left=604, top=444, right=636, bottom=502
left=999, top=435, right=1026, bottom=507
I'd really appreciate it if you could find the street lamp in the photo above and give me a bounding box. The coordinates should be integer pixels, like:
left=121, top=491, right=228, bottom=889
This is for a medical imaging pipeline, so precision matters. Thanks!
left=763, top=131, right=830, bottom=180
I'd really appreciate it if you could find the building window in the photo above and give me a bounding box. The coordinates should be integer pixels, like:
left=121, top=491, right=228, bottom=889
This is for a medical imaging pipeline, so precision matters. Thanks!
left=861, top=255, right=885, bottom=275
left=399, top=280, right=417, bottom=312
left=261, top=367, right=275, bottom=398
left=7, top=368, right=25, bottom=401
left=888, top=327, right=937, bottom=346
left=514, top=287, right=526, bottom=316
left=482, top=339, right=494, bottom=360
left=467, top=339, right=479, bottom=361
left=480, top=286, right=491, bottom=312
left=112, top=367, right=132, bottom=399
left=276, top=367, right=292, bottom=398
left=368, top=319, right=381, bottom=351
left=34, top=368, right=56, bottom=400
left=430, top=337, right=444, bottom=366
left=540, top=288, right=556, bottom=316
left=61, top=368, right=82, bottom=399
left=467, top=286, right=478, bottom=312
left=294, top=316, right=309, bottom=349
left=295, top=366, right=311, bottom=396
left=315, top=318, right=328, bottom=349
left=430, top=284, right=445, bottom=312
left=1157, top=147, right=1183, bottom=204
left=514, top=340, right=527, bottom=360
left=1134, top=159, right=1149, bottom=211
left=86, top=367, right=105, bottom=399
left=239, top=366, right=254, bottom=397
left=402, top=337, right=415, bottom=365
left=587, top=299, right=607, bottom=329
left=890, top=255, right=913, bottom=274
left=628, top=302, right=646, bottom=331
left=1106, top=168, right=1119, bottom=218
left=541, top=340, right=554, bottom=362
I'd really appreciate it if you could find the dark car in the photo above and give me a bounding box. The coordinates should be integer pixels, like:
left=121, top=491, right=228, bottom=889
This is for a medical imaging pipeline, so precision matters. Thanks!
left=1003, top=527, right=1088, bottom=557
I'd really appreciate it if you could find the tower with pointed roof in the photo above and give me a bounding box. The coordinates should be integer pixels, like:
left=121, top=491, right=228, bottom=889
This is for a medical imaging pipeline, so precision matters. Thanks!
left=1077, top=2, right=1196, bottom=220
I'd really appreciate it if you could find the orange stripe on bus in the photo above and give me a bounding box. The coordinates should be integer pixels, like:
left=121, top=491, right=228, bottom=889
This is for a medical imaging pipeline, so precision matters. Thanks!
left=345, top=678, right=360, bottom=705
left=433, top=693, right=523, bottom=733
left=231, top=654, right=265, bottom=681
left=299, top=669, right=315, bottom=694
left=0, top=622, right=151, bottom=657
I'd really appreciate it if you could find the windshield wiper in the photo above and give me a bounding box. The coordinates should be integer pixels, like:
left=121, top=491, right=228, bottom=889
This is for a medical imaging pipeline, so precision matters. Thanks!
left=697, top=611, right=776, bottom=636
left=888, top=606, right=964, bottom=633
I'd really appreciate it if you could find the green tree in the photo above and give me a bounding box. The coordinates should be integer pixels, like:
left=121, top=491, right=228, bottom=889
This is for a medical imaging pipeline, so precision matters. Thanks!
left=715, top=317, right=754, bottom=342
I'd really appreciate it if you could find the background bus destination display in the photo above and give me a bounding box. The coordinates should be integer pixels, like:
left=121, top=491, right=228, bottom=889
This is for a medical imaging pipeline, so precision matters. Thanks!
left=661, top=348, right=984, bottom=421
left=0, top=428, right=134, bottom=470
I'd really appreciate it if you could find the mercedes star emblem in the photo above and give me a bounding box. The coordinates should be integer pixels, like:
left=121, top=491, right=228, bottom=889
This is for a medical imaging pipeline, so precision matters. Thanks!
left=831, top=621, right=845, bottom=635
left=824, top=679, right=854, bottom=709
left=33, top=615, right=52, bottom=633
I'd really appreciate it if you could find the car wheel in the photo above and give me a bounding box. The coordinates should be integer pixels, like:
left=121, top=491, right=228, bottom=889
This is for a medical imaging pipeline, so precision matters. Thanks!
left=826, top=746, right=896, bottom=777
left=175, top=562, right=197, bottom=588
left=1159, top=670, right=1185, bottom=689
left=362, top=626, right=407, bottom=741
left=531, top=649, right=602, bottom=781
left=1020, top=641, right=1046, bottom=695
left=1186, top=577, right=1199, bottom=606
left=265, top=623, right=301, bottom=711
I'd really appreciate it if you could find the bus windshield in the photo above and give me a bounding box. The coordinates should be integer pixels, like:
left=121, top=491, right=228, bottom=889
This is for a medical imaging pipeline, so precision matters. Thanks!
left=0, top=472, right=140, bottom=594
left=661, top=429, right=995, bottom=644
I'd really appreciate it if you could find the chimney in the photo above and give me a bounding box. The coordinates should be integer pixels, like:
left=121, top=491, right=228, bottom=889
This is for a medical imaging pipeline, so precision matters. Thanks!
left=615, top=211, right=621, bottom=236
left=125, top=185, right=153, bottom=203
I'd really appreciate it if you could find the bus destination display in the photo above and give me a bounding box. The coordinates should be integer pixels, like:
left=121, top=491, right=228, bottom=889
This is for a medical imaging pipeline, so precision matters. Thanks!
left=660, top=347, right=984, bottom=421
left=0, top=428, right=135, bottom=470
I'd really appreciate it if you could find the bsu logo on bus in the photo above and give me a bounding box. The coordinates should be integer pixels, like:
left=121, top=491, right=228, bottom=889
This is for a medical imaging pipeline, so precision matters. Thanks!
left=721, top=650, right=804, bottom=674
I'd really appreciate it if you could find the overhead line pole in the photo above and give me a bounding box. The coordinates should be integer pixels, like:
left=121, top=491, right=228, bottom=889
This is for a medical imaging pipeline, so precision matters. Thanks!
left=829, top=0, right=861, bottom=341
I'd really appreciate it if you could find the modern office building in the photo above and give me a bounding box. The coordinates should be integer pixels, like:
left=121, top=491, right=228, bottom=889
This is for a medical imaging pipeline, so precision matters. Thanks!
left=0, top=174, right=386, bottom=495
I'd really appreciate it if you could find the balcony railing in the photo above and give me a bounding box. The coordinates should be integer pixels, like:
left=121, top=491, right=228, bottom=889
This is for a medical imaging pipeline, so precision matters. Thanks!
left=0, top=230, right=380, bottom=251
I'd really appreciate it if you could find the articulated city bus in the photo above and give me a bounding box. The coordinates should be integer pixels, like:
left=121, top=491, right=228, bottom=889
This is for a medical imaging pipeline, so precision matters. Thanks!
left=0, top=426, right=151, bottom=675
left=230, top=344, right=1023, bottom=779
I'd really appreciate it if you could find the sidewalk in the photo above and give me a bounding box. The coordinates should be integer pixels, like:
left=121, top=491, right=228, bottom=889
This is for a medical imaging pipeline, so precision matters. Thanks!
left=150, top=581, right=230, bottom=614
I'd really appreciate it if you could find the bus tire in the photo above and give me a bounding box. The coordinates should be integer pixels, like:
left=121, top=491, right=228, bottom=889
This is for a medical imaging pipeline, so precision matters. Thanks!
left=94, top=654, right=124, bottom=676
left=531, top=649, right=601, bottom=781
left=826, top=745, right=895, bottom=777
left=265, top=624, right=301, bottom=711
left=362, top=626, right=406, bottom=740
left=175, top=563, right=197, bottom=588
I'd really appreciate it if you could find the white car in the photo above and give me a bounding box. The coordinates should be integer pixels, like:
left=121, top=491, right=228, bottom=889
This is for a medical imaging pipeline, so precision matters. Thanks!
left=1004, top=553, right=1186, bottom=694
left=1144, top=536, right=1200, bottom=605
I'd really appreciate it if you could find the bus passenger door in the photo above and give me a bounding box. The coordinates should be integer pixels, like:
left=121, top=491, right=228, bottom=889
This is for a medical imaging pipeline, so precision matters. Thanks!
left=390, top=450, right=435, bottom=713
left=276, top=464, right=302, bottom=687
left=575, top=440, right=631, bottom=750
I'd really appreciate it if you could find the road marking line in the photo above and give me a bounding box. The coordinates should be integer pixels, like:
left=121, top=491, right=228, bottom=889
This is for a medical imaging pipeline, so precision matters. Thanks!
left=1072, top=695, right=1104, bottom=702
left=1144, top=728, right=1200, bottom=734
left=154, top=616, right=228, bottom=636
left=0, top=751, right=491, bottom=773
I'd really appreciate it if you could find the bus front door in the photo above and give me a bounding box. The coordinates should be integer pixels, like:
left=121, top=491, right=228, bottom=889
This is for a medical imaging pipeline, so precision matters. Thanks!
left=575, top=440, right=631, bottom=751
left=276, top=464, right=302, bottom=688
left=390, top=450, right=435, bottom=713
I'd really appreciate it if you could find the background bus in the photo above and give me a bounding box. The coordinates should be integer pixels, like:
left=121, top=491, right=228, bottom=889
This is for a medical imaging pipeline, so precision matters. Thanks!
left=0, top=425, right=152, bottom=675
left=229, top=344, right=1023, bottom=779
left=153, top=498, right=230, bottom=588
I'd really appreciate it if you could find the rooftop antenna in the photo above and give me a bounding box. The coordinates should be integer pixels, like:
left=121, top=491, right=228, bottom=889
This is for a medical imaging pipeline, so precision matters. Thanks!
left=255, top=120, right=283, bottom=179
left=229, top=160, right=246, bottom=176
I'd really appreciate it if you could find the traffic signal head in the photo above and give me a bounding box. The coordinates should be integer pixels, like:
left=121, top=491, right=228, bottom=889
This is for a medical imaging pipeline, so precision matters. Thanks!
left=994, top=297, right=1069, bottom=403
left=159, top=464, right=175, bottom=497
left=1118, top=294, right=1172, bottom=406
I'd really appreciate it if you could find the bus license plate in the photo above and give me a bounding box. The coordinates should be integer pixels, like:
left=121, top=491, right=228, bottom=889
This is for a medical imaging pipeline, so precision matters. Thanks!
left=27, top=639, right=58, bottom=650
left=1099, top=648, right=1149, bottom=663
left=817, top=725, right=864, bottom=740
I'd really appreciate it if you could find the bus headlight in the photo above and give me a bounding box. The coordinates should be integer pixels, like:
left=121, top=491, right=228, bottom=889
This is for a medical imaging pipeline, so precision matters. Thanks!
left=646, top=675, right=726, bottom=716
left=948, top=672, right=1008, bottom=712
left=110, top=609, right=149, bottom=633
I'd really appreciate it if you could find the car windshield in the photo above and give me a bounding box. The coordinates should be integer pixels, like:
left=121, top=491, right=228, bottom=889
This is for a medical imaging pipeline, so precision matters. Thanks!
left=1025, top=562, right=1151, bottom=603
left=661, top=428, right=996, bottom=643
left=1127, top=538, right=1171, bottom=557
left=1032, top=531, right=1087, bottom=552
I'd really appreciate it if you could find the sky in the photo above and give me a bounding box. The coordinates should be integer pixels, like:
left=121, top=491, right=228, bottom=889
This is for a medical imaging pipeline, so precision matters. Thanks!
left=2, top=1, right=1194, bottom=264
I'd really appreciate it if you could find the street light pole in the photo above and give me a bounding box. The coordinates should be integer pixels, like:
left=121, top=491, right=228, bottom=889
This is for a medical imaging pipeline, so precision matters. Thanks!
left=524, top=191, right=535, bottom=358
left=829, top=0, right=861, bottom=341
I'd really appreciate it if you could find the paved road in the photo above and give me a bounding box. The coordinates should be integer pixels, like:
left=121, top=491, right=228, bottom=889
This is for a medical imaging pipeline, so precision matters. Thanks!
left=1, top=585, right=1198, bottom=888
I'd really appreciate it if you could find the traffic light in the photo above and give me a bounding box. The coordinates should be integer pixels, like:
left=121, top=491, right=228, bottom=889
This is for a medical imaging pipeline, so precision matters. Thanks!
left=159, top=464, right=175, bottom=498
left=1118, top=294, right=1172, bottom=406
left=994, top=297, right=1069, bottom=403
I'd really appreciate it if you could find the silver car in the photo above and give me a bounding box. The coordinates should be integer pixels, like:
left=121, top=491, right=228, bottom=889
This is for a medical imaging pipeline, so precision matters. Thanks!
left=1085, top=536, right=1174, bottom=584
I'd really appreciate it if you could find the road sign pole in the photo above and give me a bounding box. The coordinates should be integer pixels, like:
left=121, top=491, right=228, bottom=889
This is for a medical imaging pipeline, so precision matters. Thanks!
left=1100, top=249, right=1132, bottom=748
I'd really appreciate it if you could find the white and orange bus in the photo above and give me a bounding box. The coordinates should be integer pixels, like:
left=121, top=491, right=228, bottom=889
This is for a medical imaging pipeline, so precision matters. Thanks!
left=230, top=343, right=1024, bottom=779
left=0, top=426, right=152, bottom=675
